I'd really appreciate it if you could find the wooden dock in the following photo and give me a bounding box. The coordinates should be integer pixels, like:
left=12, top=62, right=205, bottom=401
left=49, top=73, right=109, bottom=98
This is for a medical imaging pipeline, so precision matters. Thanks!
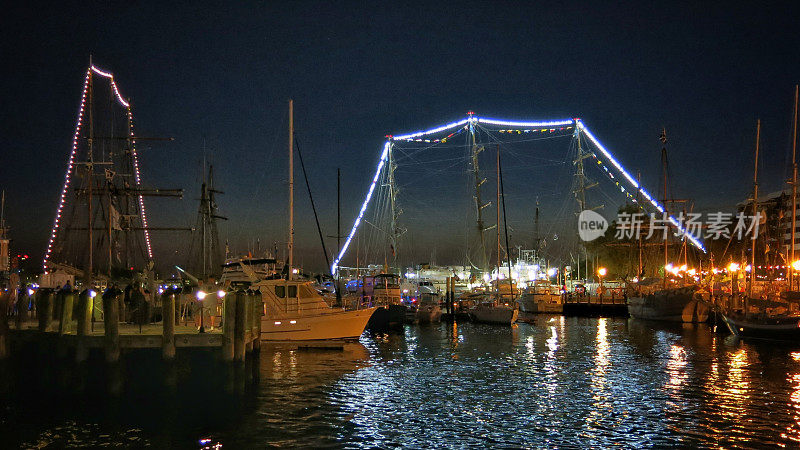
left=0, top=288, right=262, bottom=364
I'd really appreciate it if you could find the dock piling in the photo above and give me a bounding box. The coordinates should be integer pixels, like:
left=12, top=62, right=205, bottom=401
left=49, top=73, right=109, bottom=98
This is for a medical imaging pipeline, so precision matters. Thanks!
left=37, top=289, right=53, bottom=332
left=75, top=289, right=93, bottom=363
left=162, top=289, right=176, bottom=361
left=252, top=289, right=261, bottom=353
left=15, top=288, right=28, bottom=329
left=102, top=288, right=121, bottom=363
left=245, top=290, right=254, bottom=353
left=58, top=289, right=74, bottom=336
left=222, top=290, right=235, bottom=362
left=234, top=290, right=246, bottom=363
left=0, top=293, right=8, bottom=360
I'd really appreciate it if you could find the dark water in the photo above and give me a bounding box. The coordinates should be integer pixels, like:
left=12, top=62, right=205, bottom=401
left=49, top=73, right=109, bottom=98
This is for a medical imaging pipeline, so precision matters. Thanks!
left=4, top=316, right=800, bottom=448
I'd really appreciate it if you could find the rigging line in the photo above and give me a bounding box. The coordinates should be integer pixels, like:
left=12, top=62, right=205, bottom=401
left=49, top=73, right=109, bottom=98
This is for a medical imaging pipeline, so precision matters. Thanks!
left=293, top=133, right=332, bottom=276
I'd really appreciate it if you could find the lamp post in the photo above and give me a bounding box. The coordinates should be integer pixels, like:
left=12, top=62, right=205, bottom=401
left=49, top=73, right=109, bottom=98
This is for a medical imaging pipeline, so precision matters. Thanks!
left=597, top=267, right=607, bottom=302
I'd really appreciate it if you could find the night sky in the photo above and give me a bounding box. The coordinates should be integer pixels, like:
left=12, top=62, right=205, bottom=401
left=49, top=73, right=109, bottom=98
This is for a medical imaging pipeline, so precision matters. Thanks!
left=2, top=1, right=800, bottom=272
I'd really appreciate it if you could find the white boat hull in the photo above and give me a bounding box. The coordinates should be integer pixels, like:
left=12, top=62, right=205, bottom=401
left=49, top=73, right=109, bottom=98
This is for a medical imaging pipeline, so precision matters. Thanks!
left=261, top=307, right=376, bottom=341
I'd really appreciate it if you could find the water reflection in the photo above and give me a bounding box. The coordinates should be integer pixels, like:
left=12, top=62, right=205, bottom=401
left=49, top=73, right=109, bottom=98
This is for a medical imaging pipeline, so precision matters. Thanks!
left=665, top=344, right=687, bottom=390
left=10, top=320, right=800, bottom=447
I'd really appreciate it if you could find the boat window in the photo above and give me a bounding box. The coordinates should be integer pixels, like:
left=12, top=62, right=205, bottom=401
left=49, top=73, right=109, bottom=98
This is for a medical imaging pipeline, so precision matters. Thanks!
left=288, top=285, right=298, bottom=298
left=275, top=285, right=286, bottom=298
left=300, top=285, right=318, bottom=298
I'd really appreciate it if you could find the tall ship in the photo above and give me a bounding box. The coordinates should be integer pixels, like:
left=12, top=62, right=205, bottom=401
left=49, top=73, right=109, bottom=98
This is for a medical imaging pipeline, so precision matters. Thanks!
left=627, top=130, right=708, bottom=323
left=721, top=89, right=800, bottom=341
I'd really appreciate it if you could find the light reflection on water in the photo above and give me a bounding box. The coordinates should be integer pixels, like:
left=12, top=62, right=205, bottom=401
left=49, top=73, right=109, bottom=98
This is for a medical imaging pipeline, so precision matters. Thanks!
left=8, top=317, right=800, bottom=447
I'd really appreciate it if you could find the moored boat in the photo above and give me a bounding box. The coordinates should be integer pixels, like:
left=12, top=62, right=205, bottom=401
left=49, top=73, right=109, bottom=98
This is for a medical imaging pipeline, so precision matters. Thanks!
left=722, top=312, right=800, bottom=341
left=415, top=292, right=442, bottom=323
left=627, top=285, right=709, bottom=322
left=517, top=282, right=563, bottom=314
left=470, top=297, right=518, bottom=325
left=254, top=277, right=376, bottom=341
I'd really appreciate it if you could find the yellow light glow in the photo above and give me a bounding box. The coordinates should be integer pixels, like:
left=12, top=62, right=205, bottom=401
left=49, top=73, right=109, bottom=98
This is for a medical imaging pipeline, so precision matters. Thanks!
left=793, top=260, right=800, bottom=272
left=728, top=262, right=740, bottom=272
left=597, top=267, right=607, bottom=277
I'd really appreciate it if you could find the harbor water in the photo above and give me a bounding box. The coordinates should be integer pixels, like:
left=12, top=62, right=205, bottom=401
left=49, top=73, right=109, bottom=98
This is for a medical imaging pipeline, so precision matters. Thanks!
left=3, top=316, right=800, bottom=447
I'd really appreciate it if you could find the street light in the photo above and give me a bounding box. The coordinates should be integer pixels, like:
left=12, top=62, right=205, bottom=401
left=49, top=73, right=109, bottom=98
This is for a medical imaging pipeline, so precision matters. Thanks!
left=597, top=267, right=607, bottom=301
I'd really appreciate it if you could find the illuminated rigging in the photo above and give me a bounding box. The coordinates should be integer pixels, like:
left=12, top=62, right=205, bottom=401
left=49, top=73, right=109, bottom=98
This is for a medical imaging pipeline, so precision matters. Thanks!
left=332, top=114, right=707, bottom=276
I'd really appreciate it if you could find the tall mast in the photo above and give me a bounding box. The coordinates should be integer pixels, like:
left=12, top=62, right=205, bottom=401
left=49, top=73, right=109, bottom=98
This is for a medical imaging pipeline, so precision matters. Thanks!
left=573, top=125, right=597, bottom=282
left=791, top=85, right=798, bottom=290
left=388, top=142, right=399, bottom=269
left=288, top=99, right=294, bottom=280
left=336, top=168, right=342, bottom=305
left=469, top=112, right=489, bottom=272
left=87, top=70, right=94, bottom=285
left=636, top=172, right=643, bottom=279
left=534, top=198, right=540, bottom=252
left=661, top=129, right=668, bottom=289
left=499, top=146, right=514, bottom=301
left=750, top=119, right=761, bottom=298
left=201, top=156, right=207, bottom=278
left=496, top=144, right=501, bottom=294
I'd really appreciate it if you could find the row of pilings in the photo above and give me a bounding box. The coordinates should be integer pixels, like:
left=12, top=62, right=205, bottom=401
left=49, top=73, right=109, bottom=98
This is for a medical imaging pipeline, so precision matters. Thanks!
left=0, top=287, right=263, bottom=396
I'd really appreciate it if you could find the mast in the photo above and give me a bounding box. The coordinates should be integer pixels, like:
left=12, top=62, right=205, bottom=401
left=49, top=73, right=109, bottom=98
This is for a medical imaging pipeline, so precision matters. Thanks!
left=573, top=125, right=597, bottom=282
left=496, top=143, right=501, bottom=296
left=87, top=69, right=94, bottom=285
left=750, top=119, right=760, bottom=298
left=662, top=130, right=668, bottom=287
left=336, top=168, right=342, bottom=305
left=534, top=198, right=540, bottom=252
left=388, top=142, right=399, bottom=269
left=288, top=99, right=294, bottom=280
left=791, top=85, right=798, bottom=290
left=499, top=146, right=514, bottom=301
left=469, top=112, right=489, bottom=272
left=637, top=171, right=643, bottom=279
left=201, top=157, right=207, bottom=278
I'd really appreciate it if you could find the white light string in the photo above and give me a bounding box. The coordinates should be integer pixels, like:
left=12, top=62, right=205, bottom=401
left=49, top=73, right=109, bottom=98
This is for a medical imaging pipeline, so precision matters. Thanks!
left=578, top=121, right=706, bottom=253
left=333, top=113, right=706, bottom=274
left=43, top=67, right=92, bottom=270
left=44, top=65, right=153, bottom=271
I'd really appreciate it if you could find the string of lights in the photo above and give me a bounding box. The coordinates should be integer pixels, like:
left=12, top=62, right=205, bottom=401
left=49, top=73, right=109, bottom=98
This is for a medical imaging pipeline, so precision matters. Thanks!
left=43, top=65, right=153, bottom=271
left=332, top=113, right=706, bottom=275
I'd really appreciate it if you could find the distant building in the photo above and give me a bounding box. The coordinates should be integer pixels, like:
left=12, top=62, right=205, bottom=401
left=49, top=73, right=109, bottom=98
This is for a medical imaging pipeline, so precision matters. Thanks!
left=739, top=189, right=800, bottom=255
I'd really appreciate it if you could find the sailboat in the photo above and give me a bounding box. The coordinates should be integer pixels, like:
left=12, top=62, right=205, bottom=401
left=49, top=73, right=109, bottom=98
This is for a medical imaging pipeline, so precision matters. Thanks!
left=722, top=88, right=800, bottom=341
left=470, top=145, right=518, bottom=325
left=627, top=130, right=709, bottom=322
left=254, top=100, right=376, bottom=342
